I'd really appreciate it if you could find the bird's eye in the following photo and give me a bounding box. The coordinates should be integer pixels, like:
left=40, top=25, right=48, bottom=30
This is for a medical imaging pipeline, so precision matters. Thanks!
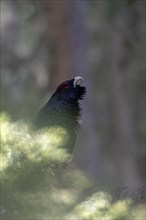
left=60, top=82, right=69, bottom=92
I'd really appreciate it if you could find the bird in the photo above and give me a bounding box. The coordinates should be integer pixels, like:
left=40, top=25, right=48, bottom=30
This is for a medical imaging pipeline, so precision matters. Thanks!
left=35, top=76, right=86, bottom=153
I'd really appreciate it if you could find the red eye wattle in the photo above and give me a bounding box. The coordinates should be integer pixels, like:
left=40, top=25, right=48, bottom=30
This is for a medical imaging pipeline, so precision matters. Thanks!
left=60, top=82, right=69, bottom=92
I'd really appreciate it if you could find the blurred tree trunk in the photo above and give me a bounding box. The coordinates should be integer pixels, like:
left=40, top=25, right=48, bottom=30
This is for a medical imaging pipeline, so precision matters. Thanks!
left=110, top=30, right=140, bottom=188
left=106, top=1, right=144, bottom=191
left=48, top=1, right=87, bottom=89
left=92, top=1, right=145, bottom=196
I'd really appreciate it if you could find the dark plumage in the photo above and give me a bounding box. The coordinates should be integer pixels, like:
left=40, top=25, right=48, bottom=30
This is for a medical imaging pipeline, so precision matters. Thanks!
left=35, top=76, right=86, bottom=153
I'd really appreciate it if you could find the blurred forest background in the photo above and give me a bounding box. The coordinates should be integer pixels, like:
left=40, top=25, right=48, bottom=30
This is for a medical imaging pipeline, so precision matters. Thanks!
left=1, top=0, right=145, bottom=219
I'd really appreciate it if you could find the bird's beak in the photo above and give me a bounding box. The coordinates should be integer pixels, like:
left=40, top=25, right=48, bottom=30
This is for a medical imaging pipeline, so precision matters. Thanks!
left=73, top=76, right=84, bottom=88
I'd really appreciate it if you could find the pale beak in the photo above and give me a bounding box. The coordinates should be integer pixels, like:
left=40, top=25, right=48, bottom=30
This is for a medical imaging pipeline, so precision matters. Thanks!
left=73, top=76, right=84, bottom=88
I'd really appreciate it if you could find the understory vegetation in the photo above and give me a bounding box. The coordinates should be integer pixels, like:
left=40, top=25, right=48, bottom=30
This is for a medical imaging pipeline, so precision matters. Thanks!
left=1, top=113, right=145, bottom=220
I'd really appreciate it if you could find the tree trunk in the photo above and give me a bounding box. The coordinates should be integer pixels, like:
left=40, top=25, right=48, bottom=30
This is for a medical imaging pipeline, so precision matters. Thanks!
left=48, top=1, right=87, bottom=89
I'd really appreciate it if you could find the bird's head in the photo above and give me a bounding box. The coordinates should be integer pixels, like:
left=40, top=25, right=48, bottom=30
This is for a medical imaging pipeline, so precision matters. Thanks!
left=51, top=76, right=86, bottom=104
